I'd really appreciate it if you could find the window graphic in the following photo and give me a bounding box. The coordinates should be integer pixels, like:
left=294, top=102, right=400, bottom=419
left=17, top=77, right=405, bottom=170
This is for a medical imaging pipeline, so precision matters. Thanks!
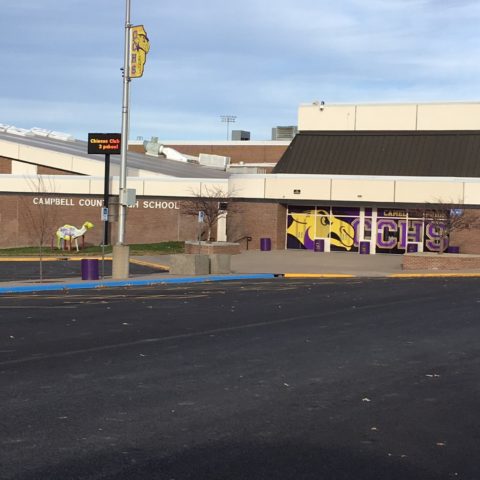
left=287, top=207, right=447, bottom=253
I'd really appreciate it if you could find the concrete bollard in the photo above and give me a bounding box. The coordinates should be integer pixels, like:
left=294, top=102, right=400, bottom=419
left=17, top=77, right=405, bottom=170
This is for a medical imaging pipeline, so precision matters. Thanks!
left=209, top=254, right=231, bottom=274
left=169, top=254, right=210, bottom=275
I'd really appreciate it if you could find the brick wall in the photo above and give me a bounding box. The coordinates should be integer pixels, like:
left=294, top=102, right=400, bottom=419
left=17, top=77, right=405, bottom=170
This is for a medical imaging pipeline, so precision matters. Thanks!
left=0, top=194, right=212, bottom=248
left=227, top=201, right=286, bottom=250
left=450, top=232, right=480, bottom=255
left=0, top=157, right=12, bottom=174
left=403, top=253, right=480, bottom=270
left=129, top=144, right=288, bottom=164
left=37, top=165, right=76, bottom=175
left=0, top=196, right=20, bottom=245
left=184, top=242, right=240, bottom=255
left=4, top=191, right=480, bottom=256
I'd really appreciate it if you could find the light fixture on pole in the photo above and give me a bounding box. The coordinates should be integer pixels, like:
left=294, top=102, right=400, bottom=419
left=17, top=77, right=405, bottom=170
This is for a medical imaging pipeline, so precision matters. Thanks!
left=220, top=115, right=236, bottom=140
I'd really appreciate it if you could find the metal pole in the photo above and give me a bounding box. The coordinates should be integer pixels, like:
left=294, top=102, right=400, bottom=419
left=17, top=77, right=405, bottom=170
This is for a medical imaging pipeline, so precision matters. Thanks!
left=103, top=153, right=110, bottom=245
left=118, top=0, right=131, bottom=245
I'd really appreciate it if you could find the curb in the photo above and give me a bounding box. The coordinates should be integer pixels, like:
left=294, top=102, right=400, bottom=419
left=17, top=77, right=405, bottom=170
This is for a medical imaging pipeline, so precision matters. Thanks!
left=2, top=271, right=480, bottom=294
left=0, top=274, right=276, bottom=294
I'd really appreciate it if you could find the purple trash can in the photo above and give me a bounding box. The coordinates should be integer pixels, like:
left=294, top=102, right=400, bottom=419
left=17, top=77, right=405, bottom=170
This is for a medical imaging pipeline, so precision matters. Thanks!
left=407, top=243, right=418, bottom=253
left=260, top=238, right=271, bottom=251
left=359, top=241, right=370, bottom=255
left=81, top=258, right=99, bottom=280
left=314, top=239, right=325, bottom=252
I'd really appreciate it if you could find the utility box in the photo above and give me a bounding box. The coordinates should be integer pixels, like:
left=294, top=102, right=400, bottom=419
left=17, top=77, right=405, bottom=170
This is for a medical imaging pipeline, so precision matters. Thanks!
left=232, top=130, right=250, bottom=141
left=120, top=188, right=136, bottom=206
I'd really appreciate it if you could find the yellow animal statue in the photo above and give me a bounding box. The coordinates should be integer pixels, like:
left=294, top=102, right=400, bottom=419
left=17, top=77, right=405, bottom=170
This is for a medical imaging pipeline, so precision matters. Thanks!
left=287, top=209, right=355, bottom=250
left=55, top=221, right=94, bottom=251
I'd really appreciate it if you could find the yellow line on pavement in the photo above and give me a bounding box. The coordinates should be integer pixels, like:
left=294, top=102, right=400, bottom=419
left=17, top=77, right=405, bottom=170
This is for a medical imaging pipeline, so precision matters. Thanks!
left=0, top=256, right=169, bottom=270
left=129, top=258, right=170, bottom=270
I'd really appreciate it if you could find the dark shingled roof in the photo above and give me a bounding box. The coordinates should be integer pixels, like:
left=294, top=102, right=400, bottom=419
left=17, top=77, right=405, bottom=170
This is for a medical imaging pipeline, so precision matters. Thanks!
left=273, top=131, right=480, bottom=177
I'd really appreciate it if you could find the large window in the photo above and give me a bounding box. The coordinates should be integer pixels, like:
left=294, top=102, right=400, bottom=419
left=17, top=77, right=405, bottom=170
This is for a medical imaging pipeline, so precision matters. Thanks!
left=286, top=206, right=447, bottom=253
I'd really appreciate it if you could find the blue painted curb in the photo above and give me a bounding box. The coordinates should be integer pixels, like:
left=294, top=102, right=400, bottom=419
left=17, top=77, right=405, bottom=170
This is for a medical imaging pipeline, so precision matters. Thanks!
left=0, top=274, right=276, bottom=294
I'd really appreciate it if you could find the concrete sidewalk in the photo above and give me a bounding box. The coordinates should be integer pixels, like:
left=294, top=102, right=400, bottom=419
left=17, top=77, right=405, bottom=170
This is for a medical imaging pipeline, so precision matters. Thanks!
left=231, top=250, right=404, bottom=276
left=1, top=250, right=480, bottom=294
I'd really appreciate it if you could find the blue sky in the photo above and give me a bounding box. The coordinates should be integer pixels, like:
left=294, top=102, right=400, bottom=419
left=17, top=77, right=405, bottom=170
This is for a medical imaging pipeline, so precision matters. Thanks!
left=3, top=0, right=480, bottom=141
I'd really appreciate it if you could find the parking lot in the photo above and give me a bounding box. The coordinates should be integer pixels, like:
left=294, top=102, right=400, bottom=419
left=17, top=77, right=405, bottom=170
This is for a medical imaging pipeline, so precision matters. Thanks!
left=0, top=258, right=165, bottom=283
left=1, top=277, right=480, bottom=479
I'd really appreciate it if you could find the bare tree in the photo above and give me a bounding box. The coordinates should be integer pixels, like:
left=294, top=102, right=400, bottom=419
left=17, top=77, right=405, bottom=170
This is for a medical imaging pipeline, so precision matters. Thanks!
left=20, top=175, right=58, bottom=280
left=422, top=202, right=475, bottom=253
left=181, top=186, right=238, bottom=242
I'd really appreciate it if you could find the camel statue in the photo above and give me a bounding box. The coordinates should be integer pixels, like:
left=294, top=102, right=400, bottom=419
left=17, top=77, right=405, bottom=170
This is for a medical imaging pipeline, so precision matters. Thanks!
left=55, top=221, right=94, bottom=251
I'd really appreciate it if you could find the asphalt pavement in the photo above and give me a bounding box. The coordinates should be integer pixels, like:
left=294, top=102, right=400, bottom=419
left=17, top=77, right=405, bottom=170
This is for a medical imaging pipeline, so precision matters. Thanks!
left=2, top=278, right=480, bottom=479
left=1, top=250, right=480, bottom=294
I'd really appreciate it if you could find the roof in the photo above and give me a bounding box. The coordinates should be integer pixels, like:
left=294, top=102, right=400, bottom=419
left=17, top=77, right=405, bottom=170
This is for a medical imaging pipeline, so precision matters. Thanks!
left=0, top=131, right=229, bottom=179
left=273, top=131, right=480, bottom=177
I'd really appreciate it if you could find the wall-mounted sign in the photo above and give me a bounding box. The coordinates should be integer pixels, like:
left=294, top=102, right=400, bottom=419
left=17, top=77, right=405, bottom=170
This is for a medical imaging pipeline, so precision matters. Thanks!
left=88, top=133, right=121, bottom=154
left=101, top=207, right=109, bottom=222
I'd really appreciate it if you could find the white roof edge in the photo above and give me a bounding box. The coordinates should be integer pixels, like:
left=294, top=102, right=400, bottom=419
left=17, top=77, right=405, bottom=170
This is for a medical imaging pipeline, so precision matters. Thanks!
left=299, top=100, right=480, bottom=108
left=229, top=173, right=480, bottom=182
left=0, top=173, right=229, bottom=181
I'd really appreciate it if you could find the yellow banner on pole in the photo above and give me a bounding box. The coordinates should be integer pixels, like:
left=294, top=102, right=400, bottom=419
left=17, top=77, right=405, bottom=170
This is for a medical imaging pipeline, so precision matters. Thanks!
left=130, top=25, right=150, bottom=78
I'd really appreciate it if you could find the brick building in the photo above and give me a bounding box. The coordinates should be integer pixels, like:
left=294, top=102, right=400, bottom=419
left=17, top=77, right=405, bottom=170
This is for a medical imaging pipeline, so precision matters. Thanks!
left=2, top=101, right=480, bottom=255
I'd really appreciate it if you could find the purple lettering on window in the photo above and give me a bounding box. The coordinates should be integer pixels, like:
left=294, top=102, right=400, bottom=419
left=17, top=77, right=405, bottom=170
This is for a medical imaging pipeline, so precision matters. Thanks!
left=377, top=219, right=398, bottom=249
left=425, top=222, right=448, bottom=252
left=408, top=220, right=423, bottom=244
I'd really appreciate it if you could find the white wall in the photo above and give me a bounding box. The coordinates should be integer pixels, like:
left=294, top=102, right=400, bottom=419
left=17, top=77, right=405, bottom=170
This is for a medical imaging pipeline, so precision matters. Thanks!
left=299, top=102, right=480, bottom=132
left=0, top=172, right=478, bottom=206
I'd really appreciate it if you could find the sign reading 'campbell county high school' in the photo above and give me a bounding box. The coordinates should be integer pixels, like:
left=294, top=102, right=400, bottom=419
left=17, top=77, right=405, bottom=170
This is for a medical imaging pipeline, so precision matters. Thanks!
left=32, top=197, right=180, bottom=209
left=88, top=133, right=121, bottom=154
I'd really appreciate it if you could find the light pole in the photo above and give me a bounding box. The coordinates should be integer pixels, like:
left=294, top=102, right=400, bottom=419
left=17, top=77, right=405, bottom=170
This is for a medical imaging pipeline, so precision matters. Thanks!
left=112, top=0, right=132, bottom=279
left=220, top=115, right=236, bottom=140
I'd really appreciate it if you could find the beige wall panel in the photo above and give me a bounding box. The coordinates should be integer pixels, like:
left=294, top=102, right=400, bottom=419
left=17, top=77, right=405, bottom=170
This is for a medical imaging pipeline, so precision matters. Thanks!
left=71, top=156, right=111, bottom=176
left=264, top=176, right=331, bottom=200
left=200, top=181, right=229, bottom=196
left=395, top=181, right=464, bottom=203
left=355, top=105, right=417, bottom=130
left=143, top=179, right=204, bottom=197
left=298, top=105, right=356, bottom=131
left=417, top=104, right=480, bottom=130
left=137, top=169, right=166, bottom=177
left=19, top=145, right=74, bottom=171
left=45, top=176, right=94, bottom=194
left=110, top=177, right=120, bottom=193
left=229, top=176, right=266, bottom=199
left=0, top=140, right=21, bottom=159
left=88, top=178, right=109, bottom=195
left=11, top=161, right=37, bottom=175
left=462, top=182, right=480, bottom=205
left=0, top=176, right=50, bottom=193
left=0, top=176, right=28, bottom=192
left=299, top=102, right=480, bottom=132
left=331, top=179, right=395, bottom=202
left=126, top=179, right=145, bottom=196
